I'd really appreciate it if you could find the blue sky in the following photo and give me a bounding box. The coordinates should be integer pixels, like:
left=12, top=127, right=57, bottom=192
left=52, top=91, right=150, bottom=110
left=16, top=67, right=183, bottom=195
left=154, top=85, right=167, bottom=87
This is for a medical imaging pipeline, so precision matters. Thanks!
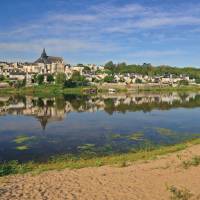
left=0, top=0, right=200, bottom=67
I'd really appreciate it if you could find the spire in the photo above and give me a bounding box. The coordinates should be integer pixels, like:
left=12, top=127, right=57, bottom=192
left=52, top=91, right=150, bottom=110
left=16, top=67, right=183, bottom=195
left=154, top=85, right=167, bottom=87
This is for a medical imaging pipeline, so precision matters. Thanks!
left=41, top=48, right=47, bottom=58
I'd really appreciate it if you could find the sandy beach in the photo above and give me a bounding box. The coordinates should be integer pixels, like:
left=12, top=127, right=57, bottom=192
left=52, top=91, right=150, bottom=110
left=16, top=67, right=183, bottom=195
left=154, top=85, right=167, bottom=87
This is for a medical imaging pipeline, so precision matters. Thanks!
left=0, top=144, right=200, bottom=200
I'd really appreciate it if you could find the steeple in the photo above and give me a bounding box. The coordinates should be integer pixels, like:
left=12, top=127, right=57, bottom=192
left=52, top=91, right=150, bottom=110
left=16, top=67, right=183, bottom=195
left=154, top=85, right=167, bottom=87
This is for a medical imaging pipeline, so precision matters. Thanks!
left=41, top=48, right=47, bottom=58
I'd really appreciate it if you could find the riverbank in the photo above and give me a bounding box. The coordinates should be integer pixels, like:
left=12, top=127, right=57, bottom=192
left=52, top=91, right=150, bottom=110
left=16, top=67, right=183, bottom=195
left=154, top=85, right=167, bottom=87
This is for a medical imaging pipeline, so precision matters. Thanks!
left=1, top=139, right=200, bottom=199
left=0, top=85, right=91, bottom=97
left=0, top=138, right=200, bottom=177
left=1, top=84, right=200, bottom=97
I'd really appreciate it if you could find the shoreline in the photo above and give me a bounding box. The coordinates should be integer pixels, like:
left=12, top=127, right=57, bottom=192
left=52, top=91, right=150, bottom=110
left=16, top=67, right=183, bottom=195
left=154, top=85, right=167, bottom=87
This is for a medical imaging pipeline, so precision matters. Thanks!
left=1, top=138, right=200, bottom=199
left=0, top=84, right=200, bottom=97
left=1, top=138, right=200, bottom=177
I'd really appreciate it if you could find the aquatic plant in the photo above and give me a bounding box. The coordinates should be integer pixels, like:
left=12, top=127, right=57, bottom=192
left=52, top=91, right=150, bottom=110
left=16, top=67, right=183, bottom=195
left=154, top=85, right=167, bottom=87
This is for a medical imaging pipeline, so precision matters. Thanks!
left=78, top=144, right=95, bottom=151
left=155, top=128, right=176, bottom=136
left=0, top=138, right=200, bottom=177
left=127, top=132, right=144, bottom=141
left=13, top=135, right=36, bottom=144
left=16, top=145, right=29, bottom=151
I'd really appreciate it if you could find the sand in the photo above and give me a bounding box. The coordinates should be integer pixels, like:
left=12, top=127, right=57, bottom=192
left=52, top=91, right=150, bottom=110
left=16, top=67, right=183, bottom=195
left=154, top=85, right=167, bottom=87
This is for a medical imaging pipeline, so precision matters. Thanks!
left=0, top=145, right=200, bottom=200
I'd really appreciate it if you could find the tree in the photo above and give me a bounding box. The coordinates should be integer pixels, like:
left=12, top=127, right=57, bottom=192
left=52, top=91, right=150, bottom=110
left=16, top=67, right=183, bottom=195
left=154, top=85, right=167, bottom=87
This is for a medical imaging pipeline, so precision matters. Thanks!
left=104, top=61, right=115, bottom=72
left=14, top=79, right=26, bottom=88
left=47, top=74, right=54, bottom=83
left=37, top=74, right=44, bottom=85
left=55, top=72, right=66, bottom=85
left=0, top=75, right=5, bottom=81
left=117, top=62, right=127, bottom=68
left=64, top=79, right=76, bottom=88
left=103, top=75, right=115, bottom=83
left=179, top=80, right=189, bottom=86
left=71, top=71, right=88, bottom=86
left=135, top=78, right=142, bottom=84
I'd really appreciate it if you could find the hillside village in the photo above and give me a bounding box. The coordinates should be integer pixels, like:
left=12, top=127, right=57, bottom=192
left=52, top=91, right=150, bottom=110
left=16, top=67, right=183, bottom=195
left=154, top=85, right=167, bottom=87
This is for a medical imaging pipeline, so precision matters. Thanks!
left=0, top=49, right=197, bottom=88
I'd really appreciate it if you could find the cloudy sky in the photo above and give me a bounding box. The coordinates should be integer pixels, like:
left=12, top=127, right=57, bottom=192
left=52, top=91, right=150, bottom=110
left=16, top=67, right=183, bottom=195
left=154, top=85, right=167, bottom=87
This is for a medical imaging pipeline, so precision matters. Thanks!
left=0, top=0, right=200, bottom=66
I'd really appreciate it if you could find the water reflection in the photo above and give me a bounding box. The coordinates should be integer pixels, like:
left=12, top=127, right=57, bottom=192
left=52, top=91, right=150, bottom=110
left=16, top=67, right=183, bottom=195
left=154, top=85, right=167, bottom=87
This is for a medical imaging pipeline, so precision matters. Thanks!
left=0, top=92, right=199, bottom=130
left=0, top=92, right=200, bottom=163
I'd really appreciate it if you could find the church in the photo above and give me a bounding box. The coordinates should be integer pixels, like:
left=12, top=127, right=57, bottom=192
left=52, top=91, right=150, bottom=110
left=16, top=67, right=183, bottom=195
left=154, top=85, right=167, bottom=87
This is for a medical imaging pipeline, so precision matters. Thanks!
left=23, top=49, right=65, bottom=74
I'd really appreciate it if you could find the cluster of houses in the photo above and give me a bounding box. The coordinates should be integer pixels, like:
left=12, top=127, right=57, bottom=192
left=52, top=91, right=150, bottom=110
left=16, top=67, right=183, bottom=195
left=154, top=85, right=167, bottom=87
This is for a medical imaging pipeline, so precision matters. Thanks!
left=0, top=49, right=196, bottom=87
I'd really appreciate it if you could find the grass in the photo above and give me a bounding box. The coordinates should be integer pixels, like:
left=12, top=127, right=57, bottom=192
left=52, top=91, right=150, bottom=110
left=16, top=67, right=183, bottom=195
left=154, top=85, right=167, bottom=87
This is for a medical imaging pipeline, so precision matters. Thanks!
left=167, top=185, right=193, bottom=200
left=138, top=85, right=200, bottom=92
left=0, top=85, right=94, bottom=97
left=182, top=155, right=200, bottom=169
left=1, top=84, right=200, bottom=97
left=0, top=138, right=200, bottom=177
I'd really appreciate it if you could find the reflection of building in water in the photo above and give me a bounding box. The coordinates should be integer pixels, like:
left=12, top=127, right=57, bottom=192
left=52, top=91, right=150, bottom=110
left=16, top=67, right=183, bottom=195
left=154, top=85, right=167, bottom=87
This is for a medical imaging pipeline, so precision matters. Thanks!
left=0, top=92, right=199, bottom=128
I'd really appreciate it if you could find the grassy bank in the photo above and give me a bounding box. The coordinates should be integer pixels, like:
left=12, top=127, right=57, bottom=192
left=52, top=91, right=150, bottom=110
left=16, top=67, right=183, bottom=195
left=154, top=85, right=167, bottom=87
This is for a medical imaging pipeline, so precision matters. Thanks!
left=1, top=138, right=200, bottom=177
left=1, top=84, right=200, bottom=97
left=0, top=85, right=93, bottom=97
left=137, top=85, right=200, bottom=92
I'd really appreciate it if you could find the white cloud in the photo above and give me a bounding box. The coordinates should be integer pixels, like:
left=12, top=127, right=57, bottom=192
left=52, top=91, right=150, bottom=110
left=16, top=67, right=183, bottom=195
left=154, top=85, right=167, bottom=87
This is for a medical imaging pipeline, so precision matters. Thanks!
left=129, top=50, right=183, bottom=57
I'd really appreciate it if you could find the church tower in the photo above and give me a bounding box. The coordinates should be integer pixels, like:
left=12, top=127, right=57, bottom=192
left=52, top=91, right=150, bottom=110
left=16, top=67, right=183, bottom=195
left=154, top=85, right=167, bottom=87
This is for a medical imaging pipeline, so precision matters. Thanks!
left=41, top=48, right=47, bottom=59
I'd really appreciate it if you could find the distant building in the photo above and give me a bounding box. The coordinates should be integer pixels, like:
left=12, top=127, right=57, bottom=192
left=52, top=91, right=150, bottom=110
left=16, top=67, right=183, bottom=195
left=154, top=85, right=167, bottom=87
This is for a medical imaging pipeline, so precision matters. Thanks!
left=24, top=49, right=65, bottom=74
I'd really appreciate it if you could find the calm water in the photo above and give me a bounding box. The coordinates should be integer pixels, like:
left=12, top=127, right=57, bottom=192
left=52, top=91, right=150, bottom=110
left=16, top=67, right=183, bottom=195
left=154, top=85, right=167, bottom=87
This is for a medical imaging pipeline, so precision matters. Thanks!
left=1, top=92, right=200, bottom=163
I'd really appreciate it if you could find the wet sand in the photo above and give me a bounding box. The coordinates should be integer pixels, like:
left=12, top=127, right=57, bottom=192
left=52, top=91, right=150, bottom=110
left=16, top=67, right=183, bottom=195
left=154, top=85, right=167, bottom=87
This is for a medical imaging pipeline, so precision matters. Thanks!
left=1, top=144, right=200, bottom=200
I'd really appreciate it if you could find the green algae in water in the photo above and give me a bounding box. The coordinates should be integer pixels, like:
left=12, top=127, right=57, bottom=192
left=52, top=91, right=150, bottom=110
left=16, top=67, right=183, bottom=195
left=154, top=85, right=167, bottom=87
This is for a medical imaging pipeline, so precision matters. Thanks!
left=155, top=128, right=176, bottom=136
left=127, top=132, right=144, bottom=141
left=111, top=131, right=144, bottom=141
left=16, top=145, right=29, bottom=151
left=110, top=133, right=121, bottom=139
left=13, top=135, right=36, bottom=144
left=78, top=144, right=95, bottom=151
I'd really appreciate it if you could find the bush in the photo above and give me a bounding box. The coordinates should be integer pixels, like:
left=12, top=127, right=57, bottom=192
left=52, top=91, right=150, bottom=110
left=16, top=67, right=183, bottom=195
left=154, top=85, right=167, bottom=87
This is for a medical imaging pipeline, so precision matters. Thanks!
left=37, top=74, right=44, bottom=85
left=103, top=75, right=115, bottom=83
left=135, top=78, right=142, bottom=84
left=179, top=80, right=189, bottom=86
left=55, top=73, right=66, bottom=85
left=47, top=74, right=54, bottom=83
left=195, top=79, right=200, bottom=84
left=64, top=79, right=77, bottom=88
left=0, top=75, right=5, bottom=81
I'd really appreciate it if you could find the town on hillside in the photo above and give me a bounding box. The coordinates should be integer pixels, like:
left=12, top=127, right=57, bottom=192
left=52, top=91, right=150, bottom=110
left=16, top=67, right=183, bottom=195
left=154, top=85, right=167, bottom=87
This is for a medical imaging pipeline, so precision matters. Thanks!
left=0, top=49, right=198, bottom=88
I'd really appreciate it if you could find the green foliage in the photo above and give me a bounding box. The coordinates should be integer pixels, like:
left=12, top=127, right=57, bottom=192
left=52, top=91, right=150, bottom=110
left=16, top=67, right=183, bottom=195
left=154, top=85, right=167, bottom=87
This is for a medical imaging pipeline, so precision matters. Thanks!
left=46, top=74, right=54, bottom=83
left=182, top=156, right=200, bottom=169
left=179, top=80, right=189, bottom=86
left=103, top=61, right=200, bottom=79
left=83, top=66, right=91, bottom=72
left=14, top=135, right=36, bottom=144
left=70, top=71, right=88, bottom=86
left=0, top=161, right=32, bottom=176
left=14, top=79, right=26, bottom=88
left=104, top=75, right=115, bottom=83
left=64, top=79, right=77, bottom=88
left=116, top=62, right=127, bottom=68
left=16, top=145, right=29, bottom=151
left=104, top=61, right=115, bottom=68
left=195, top=78, right=200, bottom=84
left=104, top=61, right=116, bottom=72
left=55, top=72, right=66, bottom=85
left=135, top=78, right=142, bottom=84
left=156, top=128, right=175, bottom=136
left=37, top=74, right=44, bottom=85
left=71, top=71, right=84, bottom=82
left=0, top=75, right=5, bottom=81
left=1, top=138, right=200, bottom=177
